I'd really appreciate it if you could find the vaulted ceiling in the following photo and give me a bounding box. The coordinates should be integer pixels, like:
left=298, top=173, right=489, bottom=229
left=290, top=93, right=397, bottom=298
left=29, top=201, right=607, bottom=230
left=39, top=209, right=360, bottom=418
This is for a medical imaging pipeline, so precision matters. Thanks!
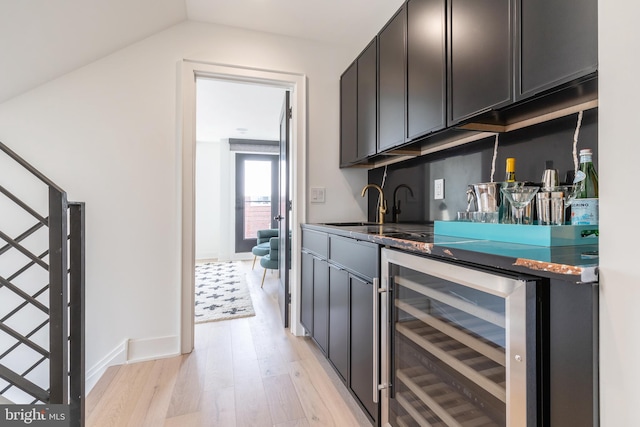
left=0, top=0, right=404, bottom=105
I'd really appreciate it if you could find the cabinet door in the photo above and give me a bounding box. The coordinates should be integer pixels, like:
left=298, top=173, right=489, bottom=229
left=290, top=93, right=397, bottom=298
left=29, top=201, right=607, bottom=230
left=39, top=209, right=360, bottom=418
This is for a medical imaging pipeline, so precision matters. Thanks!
left=350, top=275, right=377, bottom=422
left=300, top=251, right=314, bottom=333
left=548, top=279, right=598, bottom=426
left=312, top=257, right=329, bottom=354
left=449, top=0, right=513, bottom=124
left=378, top=7, right=407, bottom=152
left=340, top=62, right=358, bottom=167
left=328, top=265, right=349, bottom=381
left=357, top=38, right=378, bottom=160
left=518, top=0, right=597, bottom=99
left=407, top=0, right=446, bottom=139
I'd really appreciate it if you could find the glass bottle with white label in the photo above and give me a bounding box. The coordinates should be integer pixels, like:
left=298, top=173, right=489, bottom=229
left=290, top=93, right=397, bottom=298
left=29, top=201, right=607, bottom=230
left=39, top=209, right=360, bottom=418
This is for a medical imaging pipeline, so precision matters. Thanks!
left=571, top=148, right=599, bottom=225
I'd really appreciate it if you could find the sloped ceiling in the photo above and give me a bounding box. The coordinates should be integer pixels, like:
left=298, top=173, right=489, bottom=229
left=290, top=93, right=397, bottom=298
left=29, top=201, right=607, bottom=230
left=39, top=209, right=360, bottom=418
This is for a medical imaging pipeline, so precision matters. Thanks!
left=0, top=0, right=403, bottom=105
left=0, top=0, right=403, bottom=141
left=186, top=0, right=404, bottom=50
left=0, top=0, right=187, bottom=104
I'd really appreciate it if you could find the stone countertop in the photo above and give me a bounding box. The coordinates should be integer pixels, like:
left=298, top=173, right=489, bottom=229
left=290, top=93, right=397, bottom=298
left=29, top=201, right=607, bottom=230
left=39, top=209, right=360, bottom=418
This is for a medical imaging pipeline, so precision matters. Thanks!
left=302, top=222, right=599, bottom=285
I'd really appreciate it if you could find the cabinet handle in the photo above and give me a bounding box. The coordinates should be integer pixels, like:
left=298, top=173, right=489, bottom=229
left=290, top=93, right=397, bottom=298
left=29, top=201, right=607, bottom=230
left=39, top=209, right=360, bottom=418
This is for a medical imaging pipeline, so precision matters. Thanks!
left=373, top=277, right=379, bottom=404
left=373, top=277, right=388, bottom=403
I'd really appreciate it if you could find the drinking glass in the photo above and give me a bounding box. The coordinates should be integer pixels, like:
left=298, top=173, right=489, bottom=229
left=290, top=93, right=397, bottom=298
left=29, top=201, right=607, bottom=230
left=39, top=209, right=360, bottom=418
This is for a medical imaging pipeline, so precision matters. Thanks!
left=500, top=186, right=540, bottom=224
left=555, top=184, right=579, bottom=208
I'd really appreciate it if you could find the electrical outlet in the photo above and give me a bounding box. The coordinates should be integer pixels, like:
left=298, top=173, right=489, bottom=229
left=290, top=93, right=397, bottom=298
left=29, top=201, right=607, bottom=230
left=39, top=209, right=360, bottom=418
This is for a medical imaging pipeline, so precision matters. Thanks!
left=310, top=187, right=326, bottom=203
left=434, top=179, right=444, bottom=200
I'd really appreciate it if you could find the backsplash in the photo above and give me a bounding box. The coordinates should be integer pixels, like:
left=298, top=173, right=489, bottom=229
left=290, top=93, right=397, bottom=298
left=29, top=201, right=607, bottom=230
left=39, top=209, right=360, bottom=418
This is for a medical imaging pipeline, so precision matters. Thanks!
left=367, top=109, right=598, bottom=223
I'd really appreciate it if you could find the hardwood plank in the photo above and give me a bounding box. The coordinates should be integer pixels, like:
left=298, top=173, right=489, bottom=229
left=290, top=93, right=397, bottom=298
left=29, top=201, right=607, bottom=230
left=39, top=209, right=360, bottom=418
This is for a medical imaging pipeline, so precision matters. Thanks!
left=234, top=376, right=272, bottom=427
left=258, top=354, right=290, bottom=378
left=288, top=360, right=336, bottom=426
left=127, top=356, right=182, bottom=427
left=165, top=350, right=207, bottom=418
left=201, top=387, right=236, bottom=426
left=297, top=357, right=364, bottom=427
left=204, top=327, right=234, bottom=391
left=163, top=411, right=204, bottom=427
left=263, top=374, right=306, bottom=424
left=274, top=419, right=311, bottom=427
left=85, top=365, right=120, bottom=416
left=87, top=360, right=154, bottom=427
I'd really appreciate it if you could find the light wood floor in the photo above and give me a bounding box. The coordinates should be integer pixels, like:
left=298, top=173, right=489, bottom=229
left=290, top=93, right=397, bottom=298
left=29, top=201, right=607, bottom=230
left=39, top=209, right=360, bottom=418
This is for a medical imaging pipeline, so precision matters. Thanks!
left=86, top=260, right=371, bottom=427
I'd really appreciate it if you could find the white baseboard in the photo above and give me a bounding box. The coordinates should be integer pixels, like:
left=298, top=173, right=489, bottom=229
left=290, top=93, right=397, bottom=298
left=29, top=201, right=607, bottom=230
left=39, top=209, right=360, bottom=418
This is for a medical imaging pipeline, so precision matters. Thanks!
left=86, top=335, right=180, bottom=394
left=85, top=340, right=128, bottom=394
left=126, top=335, right=180, bottom=364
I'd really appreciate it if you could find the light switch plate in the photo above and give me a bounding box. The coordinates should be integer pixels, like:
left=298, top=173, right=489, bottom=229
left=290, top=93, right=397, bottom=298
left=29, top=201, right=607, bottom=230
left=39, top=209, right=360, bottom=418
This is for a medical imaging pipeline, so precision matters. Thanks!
left=434, top=179, right=444, bottom=200
left=310, top=187, right=326, bottom=203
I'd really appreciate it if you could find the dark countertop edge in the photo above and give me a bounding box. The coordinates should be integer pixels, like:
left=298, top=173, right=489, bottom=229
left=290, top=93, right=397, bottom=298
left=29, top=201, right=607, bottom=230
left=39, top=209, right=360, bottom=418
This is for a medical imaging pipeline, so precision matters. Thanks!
left=301, top=223, right=598, bottom=285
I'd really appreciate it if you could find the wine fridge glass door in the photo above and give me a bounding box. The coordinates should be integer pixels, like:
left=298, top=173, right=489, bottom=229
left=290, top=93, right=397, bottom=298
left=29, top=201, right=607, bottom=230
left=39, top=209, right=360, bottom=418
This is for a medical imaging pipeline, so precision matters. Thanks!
left=380, top=248, right=537, bottom=427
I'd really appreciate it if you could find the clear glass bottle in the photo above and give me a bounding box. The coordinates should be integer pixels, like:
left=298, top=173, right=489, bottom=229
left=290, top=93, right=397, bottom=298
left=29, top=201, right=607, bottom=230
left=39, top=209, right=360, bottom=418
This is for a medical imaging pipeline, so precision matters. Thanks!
left=570, top=149, right=599, bottom=225
left=500, top=158, right=516, bottom=223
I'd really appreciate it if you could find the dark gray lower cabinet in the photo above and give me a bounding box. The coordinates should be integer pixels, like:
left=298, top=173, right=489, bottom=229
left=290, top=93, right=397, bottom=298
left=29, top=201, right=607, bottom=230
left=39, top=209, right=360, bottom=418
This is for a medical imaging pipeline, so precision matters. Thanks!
left=312, top=257, right=329, bottom=354
left=300, top=228, right=379, bottom=424
left=300, top=251, right=314, bottom=333
left=328, top=266, right=349, bottom=381
left=300, top=250, right=329, bottom=355
left=349, top=274, right=376, bottom=422
left=548, top=279, right=598, bottom=426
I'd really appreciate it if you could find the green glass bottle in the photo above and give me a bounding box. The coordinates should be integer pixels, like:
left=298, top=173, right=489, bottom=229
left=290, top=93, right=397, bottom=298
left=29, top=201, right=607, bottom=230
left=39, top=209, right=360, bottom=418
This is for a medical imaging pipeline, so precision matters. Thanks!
left=571, top=148, right=599, bottom=225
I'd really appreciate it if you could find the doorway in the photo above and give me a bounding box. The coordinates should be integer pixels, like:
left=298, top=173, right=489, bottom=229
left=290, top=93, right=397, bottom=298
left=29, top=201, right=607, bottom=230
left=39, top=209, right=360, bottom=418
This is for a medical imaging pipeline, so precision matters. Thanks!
left=182, top=61, right=308, bottom=353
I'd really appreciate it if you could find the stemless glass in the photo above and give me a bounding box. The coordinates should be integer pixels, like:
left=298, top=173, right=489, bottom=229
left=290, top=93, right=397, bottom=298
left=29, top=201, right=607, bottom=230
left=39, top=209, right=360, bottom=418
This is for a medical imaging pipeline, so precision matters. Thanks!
left=500, top=186, right=540, bottom=224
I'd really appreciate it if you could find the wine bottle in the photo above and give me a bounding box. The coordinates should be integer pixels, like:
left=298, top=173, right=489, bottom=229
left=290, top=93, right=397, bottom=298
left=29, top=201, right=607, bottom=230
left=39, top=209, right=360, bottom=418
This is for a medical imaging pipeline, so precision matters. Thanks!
left=570, top=149, right=599, bottom=225
left=505, top=157, right=516, bottom=182
left=500, top=158, right=516, bottom=223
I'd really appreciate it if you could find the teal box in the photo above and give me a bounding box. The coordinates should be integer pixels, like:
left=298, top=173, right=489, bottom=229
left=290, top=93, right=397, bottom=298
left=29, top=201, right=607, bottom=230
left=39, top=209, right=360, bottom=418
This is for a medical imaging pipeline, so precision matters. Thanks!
left=434, top=221, right=599, bottom=246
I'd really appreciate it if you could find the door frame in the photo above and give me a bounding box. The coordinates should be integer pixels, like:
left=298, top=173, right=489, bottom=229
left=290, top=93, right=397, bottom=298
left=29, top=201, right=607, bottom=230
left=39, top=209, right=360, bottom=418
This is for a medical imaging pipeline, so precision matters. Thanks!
left=180, top=61, right=307, bottom=353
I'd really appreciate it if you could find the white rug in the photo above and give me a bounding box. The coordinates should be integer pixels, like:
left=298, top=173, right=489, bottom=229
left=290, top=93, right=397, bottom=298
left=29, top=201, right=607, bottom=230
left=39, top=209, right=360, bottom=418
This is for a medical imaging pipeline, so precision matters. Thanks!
left=194, top=261, right=255, bottom=323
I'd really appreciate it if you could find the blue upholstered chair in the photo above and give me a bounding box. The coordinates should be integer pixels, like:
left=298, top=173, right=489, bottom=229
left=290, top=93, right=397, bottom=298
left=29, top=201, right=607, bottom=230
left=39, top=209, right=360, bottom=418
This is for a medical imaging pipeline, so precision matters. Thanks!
left=259, top=237, right=279, bottom=287
left=251, top=229, right=278, bottom=269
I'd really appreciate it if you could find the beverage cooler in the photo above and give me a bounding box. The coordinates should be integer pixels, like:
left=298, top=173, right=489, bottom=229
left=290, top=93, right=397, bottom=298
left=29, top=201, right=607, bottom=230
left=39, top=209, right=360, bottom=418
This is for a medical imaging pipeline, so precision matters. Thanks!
left=378, top=248, right=541, bottom=427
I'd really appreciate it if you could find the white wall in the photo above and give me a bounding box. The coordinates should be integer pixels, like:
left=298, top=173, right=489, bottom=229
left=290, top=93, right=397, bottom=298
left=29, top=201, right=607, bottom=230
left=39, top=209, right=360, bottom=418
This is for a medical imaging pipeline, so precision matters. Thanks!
left=0, top=21, right=367, bottom=387
left=599, top=1, right=640, bottom=425
left=195, top=140, right=221, bottom=260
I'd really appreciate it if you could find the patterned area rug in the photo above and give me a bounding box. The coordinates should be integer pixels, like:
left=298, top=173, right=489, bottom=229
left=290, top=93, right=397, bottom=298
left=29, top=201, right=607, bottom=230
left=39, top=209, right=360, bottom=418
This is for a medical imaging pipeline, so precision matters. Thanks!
left=195, top=261, right=255, bottom=323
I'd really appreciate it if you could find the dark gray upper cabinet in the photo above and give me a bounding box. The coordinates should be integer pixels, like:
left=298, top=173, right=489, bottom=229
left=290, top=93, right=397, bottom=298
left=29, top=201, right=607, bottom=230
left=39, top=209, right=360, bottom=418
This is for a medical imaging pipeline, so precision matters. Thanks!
left=518, top=0, right=598, bottom=100
left=357, top=38, right=378, bottom=160
left=340, top=62, right=358, bottom=167
left=448, top=0, right=513, bottom=125
left=407, top=0, right=446, bottom=140
left=378, top=7, right=407, bottom=152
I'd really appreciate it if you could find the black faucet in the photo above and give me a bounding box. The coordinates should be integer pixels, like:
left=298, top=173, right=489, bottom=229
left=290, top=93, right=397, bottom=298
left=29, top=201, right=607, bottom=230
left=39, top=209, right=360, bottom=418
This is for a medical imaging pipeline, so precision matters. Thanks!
left=392, top=184, right=414, bottom=223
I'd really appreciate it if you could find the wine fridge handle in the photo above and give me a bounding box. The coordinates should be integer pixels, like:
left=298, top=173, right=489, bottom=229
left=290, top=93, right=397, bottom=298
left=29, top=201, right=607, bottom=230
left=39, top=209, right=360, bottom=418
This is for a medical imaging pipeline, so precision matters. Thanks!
left=373, top=277, right=379, bottom=404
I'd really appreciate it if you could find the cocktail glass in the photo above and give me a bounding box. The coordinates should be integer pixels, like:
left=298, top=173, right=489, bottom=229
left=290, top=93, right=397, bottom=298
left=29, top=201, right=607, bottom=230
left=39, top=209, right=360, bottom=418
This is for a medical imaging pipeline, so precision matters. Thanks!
left=555, top=184, right=579, bottom=208
left=500, top=186, right=540, bottom=224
